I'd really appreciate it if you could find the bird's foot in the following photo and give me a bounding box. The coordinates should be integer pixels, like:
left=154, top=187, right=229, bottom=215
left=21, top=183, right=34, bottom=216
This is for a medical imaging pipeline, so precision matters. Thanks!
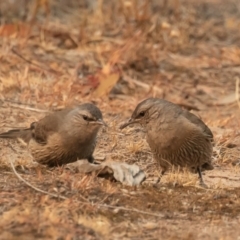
left=199, top=180, right=208, bottom=189
left=152, top=177, right=162, bottom=188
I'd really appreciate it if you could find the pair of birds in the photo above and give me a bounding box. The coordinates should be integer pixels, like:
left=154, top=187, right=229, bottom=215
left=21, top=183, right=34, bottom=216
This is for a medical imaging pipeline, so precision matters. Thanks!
left=0, top=98, right=213, bottom=185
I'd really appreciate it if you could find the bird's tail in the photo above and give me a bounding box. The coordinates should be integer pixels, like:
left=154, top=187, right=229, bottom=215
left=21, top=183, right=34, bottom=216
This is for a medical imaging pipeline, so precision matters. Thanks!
left=0, top=128, right=32, bottom=143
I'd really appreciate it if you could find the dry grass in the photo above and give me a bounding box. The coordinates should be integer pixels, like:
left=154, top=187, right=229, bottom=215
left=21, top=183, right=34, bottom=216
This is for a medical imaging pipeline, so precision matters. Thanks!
left=1, top=0, right=240, bottom=239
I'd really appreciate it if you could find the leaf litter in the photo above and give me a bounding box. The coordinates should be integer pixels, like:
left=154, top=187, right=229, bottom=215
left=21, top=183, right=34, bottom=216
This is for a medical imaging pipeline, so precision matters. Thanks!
left=1, top=0, right=240, bottom=239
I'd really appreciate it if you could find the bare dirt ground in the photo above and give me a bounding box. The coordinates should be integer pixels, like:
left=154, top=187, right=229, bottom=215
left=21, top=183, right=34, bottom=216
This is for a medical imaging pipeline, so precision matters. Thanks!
left=1, top=0, right=240, bottom=239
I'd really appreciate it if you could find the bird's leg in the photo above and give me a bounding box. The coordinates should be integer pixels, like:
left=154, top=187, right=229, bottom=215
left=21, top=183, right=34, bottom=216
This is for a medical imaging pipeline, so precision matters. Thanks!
left=87, top=155, right=94, bottom=163
left=197, top=167, right=207, bottom=188
left=160, top=169, right=166, bottom=182
left=155, top=167, right=166, bottom=185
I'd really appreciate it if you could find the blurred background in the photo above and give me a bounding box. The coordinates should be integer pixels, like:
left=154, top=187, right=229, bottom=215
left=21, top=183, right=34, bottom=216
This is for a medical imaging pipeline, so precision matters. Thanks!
left=1, top=1, right=240, bottom=239
left=0, top=0, right=239, bottom=111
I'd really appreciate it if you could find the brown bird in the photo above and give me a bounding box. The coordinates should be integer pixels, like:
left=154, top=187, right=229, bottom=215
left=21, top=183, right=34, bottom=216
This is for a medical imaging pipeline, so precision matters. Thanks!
left=120, top=98, right=213, bottom=186
left=0, top=103, right=106, bottom=167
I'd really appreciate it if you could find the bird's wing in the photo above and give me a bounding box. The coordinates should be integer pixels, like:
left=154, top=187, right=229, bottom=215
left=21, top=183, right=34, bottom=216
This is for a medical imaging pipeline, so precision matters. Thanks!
left=32, top=108, right=72, bottom=144
left=182, top=109, right=213, bottom=139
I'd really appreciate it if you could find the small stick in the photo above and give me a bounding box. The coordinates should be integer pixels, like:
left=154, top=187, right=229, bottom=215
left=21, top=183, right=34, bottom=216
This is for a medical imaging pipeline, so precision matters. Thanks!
left=8, top=155, right=67, bottom=200
left=11, top=48, right=60, bottom=75
left=7, top=145, right=164, bottom=218
left=235, top=77, right=240, bottom=110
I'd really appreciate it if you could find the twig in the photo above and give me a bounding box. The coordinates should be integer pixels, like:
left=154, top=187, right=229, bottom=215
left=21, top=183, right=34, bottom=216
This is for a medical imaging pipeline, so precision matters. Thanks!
left=235, top=77, right=240, bottom=110
left=176, top=102, right=200, bottom=111
left=7, top=145, right=164, bottom=218
left=86, top=37, right=124, bottom=45
left=12, top=48, right=39, bottom=67
left=123, top=75, right=163, bottom=95
left=208, top=175, right=240, bottom=181
left=8, top=154, right=67, bottom=200
left=94, top=204, right=164, bottom=218
left=8, top=143, right=91, bottom=202
left=3, top=102, right=49, bottom=113
left=11, top=48, right=60, bottom=75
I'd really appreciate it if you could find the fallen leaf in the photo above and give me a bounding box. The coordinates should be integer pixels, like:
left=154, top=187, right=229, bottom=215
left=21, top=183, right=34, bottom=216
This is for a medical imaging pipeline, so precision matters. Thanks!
left=0, top=23, right=32, bottom=38
left=215, top=93, right=236, bottom=105
left=66, top=160, right=146, bottom=186
left=93, top=71, right=120, bottom=97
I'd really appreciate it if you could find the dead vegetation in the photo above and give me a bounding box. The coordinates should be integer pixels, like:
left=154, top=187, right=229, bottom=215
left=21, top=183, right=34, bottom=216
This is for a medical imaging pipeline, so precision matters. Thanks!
left=1, top=0, right=240, bottom=239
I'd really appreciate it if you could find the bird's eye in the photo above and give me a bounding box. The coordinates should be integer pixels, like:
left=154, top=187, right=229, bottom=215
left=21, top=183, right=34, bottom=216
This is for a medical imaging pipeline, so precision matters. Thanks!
left=83, top=115, right=89, bottom=121
left=139, top=111, right=145, bottom=117
left=83, top=115, right=95, bottom=121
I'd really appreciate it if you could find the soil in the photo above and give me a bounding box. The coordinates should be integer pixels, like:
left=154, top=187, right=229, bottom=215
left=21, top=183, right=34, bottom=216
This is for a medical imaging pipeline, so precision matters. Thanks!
left=1, top=0, right=240, bottom=239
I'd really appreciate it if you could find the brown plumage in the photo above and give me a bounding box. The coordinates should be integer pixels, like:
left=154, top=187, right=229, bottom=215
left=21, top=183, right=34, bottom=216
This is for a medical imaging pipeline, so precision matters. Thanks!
left=120, top=98, right=213, bottom=185
left=0, top=103, right=106, bottom=167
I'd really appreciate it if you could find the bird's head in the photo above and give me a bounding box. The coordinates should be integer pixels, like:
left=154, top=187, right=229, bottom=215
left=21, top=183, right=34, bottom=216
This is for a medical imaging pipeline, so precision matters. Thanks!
left=120, top=98, right=167, bottom=129
left=68, top=103, right=107, bottom=132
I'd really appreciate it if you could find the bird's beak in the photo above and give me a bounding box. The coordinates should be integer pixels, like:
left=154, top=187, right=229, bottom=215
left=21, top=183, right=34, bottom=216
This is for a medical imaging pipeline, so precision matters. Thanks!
left=96, top=119, right=108, bottom=127
left=119, top=118, right=138, bottom=129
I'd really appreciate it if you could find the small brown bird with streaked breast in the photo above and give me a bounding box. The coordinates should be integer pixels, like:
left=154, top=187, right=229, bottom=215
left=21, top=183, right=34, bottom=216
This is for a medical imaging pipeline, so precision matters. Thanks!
left=0, top=103, right=106, bottom=167
left=120, top=98, right=213, bottom=186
